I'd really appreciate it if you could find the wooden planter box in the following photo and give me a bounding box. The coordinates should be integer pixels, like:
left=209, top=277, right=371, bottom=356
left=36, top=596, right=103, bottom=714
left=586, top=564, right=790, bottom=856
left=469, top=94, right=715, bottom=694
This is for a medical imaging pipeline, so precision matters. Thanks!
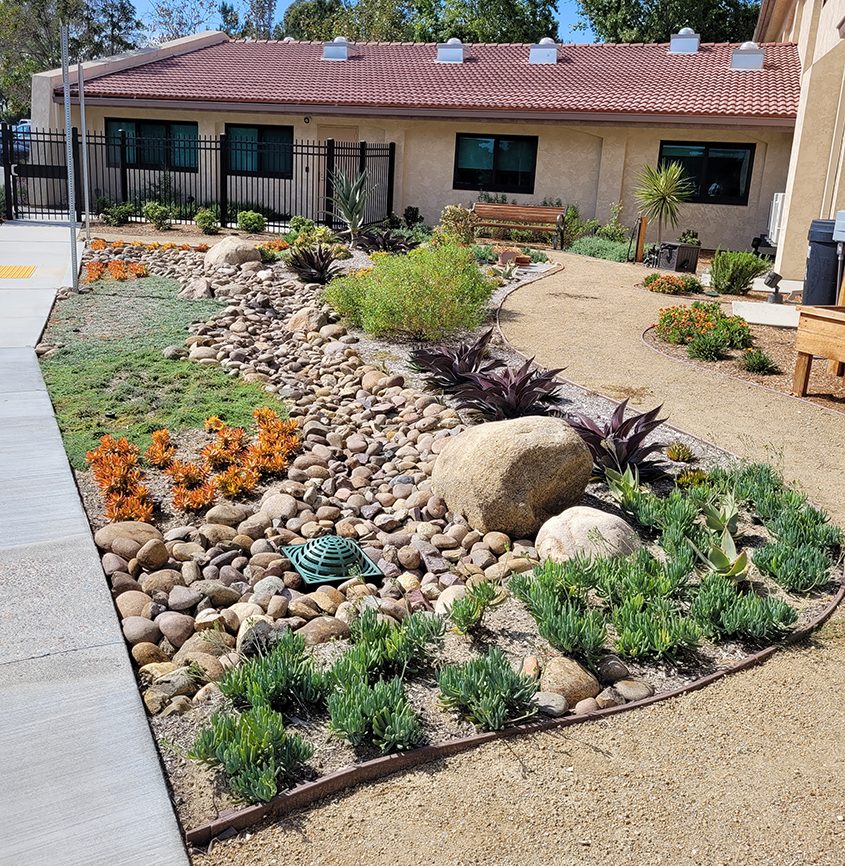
left=792, top=305, right=845, bottom=396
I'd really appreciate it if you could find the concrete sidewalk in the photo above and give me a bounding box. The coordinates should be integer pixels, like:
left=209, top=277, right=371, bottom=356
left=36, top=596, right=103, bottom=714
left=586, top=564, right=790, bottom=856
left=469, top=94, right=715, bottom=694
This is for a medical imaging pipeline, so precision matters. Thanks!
left=0, top=223, right=188, bottom=865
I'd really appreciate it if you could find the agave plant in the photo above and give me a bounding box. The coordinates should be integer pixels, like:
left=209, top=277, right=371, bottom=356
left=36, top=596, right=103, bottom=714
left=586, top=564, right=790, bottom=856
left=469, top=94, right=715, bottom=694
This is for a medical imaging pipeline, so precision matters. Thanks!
left=331, top=169, right=371, bottom=244
left=356, top=228, right=420, bottom=254
left=286, top=243, right=341, bottom=284
left=453, top=357, right=566, bottom=420
left=567, top=399, right=667, bottom=480
left=409, top=327, right=503, bottom=391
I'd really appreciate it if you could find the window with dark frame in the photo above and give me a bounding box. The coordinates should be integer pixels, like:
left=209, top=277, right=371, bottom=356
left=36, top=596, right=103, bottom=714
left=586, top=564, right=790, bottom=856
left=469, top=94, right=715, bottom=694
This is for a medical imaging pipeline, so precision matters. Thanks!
left=658, top=141, right=756, bottom=206
left=105, top=119, right=199, bottom=171
left=453, top=133, right=538, bottom=194
left=225, top=124, right=294, bottom=178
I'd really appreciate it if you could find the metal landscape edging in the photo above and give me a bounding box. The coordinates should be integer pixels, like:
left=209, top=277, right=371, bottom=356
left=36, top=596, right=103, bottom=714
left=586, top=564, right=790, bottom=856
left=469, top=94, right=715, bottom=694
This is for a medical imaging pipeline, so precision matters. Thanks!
left=186, top=574, right=845, bottom=849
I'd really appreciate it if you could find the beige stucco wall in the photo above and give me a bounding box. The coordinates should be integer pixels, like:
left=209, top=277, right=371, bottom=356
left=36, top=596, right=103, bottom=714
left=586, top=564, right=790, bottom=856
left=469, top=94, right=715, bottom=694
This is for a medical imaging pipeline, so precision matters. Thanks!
left=69, top=103, right=792, bottom=251
left=759, top=0, right=845, bottom=280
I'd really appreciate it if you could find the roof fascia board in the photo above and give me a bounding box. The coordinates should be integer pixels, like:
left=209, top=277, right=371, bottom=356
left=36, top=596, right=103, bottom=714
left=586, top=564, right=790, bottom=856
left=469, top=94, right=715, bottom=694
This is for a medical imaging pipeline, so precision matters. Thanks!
left=64, top=96, right=796, bottom=128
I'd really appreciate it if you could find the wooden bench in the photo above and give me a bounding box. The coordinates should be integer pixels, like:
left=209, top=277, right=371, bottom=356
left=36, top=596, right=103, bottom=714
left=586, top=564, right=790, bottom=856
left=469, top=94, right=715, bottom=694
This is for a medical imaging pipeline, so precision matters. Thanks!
left=471, top=203, right=565, bottom=249
left=792, top=305, right=845, bottom=396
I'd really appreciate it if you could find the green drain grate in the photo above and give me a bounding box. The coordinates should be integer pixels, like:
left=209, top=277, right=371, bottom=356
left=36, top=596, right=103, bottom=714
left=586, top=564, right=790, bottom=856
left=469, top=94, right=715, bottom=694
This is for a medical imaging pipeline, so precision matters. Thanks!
left=283, top=535, right=382, bottom=587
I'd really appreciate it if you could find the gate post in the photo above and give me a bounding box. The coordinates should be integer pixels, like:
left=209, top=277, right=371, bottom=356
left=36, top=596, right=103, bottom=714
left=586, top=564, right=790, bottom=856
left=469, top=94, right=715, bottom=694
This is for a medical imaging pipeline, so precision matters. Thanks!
left=358, top=140, right=367, bottom=176
left=218, top=133, right=228, bottom=228
left=118, top=129, right=128, bottom=203
left=386, top=142, right=396, bottom=218
left=71, top=127, right=82, bottom=221
left=1, top=123, right=13, bottom=220
left=323, top=138, right=335, bottom=226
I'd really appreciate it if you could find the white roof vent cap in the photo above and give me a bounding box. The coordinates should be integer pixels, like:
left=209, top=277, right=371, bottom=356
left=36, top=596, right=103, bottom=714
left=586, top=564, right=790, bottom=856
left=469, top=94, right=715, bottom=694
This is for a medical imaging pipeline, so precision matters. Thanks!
left=437, top=38, right=464, bottom=63
left=732, top=40, right=764, bottom=69
left=283, top=36, right=295, bottom=42
left=323, top=35, right=349, bottom=60
left=669, top=28, right=700, bottom=54
left=529, top=38, right=558, bottom=64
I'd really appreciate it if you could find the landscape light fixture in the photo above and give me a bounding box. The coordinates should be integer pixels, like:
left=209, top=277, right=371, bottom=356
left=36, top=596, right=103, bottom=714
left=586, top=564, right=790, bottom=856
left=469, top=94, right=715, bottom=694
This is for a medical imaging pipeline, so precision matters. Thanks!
left=764, top=270, right=783, bottom=304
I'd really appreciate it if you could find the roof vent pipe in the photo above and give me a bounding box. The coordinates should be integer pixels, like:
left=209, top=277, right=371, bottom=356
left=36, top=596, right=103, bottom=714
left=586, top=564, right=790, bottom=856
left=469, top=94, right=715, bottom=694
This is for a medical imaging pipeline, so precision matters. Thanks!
left=529, top=37, right=558, bottom=64
left=731, top=41, right=765, bottom=69
left=668, top=27, right=701, bottom=54
left=323, top=35, right=349, bottom=61
left=437, top=38, right=464, bottom=64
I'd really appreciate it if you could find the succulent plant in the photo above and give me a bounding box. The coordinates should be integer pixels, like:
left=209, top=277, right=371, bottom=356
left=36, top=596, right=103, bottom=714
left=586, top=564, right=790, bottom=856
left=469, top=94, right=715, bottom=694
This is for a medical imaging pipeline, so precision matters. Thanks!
left=453, top=357, right=566, bottom=420
left=666, top=439, right=696, bottom=463
left=448, top=580, right=507, bottom=635
left=566, top=399, right=667, bottom=480
left=286, top=243, right=341, bottom=284
left=356, top=228, right=420, bottom=254
left=409, top=327, right=504, bottom=391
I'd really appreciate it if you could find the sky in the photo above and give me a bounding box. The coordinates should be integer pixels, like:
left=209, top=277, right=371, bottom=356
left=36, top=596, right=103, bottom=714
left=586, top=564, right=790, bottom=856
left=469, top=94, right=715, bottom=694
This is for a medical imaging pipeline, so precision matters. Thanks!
left=133, top=0, right=595, bottom=42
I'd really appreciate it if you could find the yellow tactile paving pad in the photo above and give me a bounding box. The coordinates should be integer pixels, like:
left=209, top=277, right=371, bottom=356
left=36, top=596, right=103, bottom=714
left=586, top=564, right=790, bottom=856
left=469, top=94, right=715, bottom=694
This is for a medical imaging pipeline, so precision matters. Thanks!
left=0, top=265, right=36, bottom=279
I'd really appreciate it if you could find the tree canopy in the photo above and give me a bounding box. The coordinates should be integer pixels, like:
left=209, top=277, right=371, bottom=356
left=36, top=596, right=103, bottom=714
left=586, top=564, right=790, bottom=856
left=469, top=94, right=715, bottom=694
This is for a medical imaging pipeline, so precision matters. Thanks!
left=575, top=0, right=760, bottom=44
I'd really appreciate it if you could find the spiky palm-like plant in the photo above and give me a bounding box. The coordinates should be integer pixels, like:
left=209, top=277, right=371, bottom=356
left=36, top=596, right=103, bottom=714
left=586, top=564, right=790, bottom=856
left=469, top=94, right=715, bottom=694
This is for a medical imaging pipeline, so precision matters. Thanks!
left=635, top=162, right=694, bottom=246
left=331, top=169, right=371, bottom=245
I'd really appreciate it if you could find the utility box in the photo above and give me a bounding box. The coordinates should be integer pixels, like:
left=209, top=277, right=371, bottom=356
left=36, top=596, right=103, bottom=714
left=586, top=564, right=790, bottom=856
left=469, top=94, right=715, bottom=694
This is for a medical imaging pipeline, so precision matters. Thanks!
left=658, top=242, right=700, bottom=273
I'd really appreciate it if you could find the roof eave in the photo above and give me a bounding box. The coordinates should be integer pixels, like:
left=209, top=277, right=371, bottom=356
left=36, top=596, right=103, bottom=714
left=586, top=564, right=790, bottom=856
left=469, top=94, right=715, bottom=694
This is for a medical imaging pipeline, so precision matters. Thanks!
left=59, top=95, right=797, bottom=127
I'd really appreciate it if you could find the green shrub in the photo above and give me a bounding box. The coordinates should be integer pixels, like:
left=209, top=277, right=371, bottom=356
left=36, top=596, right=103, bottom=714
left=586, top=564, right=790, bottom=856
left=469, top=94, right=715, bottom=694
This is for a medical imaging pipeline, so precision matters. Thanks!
left=324, top=244, right=493, bottom=340
left=218, top=629, right=325, bottom=712
left=596, top=201, right=628, bottom=243
left=691, top=573, right=797, bottom=641
left=646, top=273, right=703, bottom=294
left=678, top=229, right=701, bottom=246
left=710, top=250, right=769, bottom=295
left=448, top=581, right=506, bottom=635
left=471, top=244, right=497, bottom=264
left=327, top=676, right=423, bottom=753
left=237, top=210, right=267, bottom=233
left=521, top=246, right=549, bottom=263
left=591, top=548, right=691, bottom=607
left=655, top=301, right=751, bottom=348
left=289, top=215, right=315, bottom=235
left=687, top=330, right=730, bottom=361
left=438, top=647, right=538, bottom=731
left=142, top=201, right=174, bottom=231
left=740, top=347, right=780, bottom=375
left=194, top=207, right=220, bottom=235
left=189, top=706, right=313, bottom=803
left=432, top=204, right=478, bottom=245
left=101, top=201, right=135, bottom=226
left=754, top=541, right=835, bottom=592
left=567, top=236, right=629, bottom=262
left=559, top=203, right=600, bottom=248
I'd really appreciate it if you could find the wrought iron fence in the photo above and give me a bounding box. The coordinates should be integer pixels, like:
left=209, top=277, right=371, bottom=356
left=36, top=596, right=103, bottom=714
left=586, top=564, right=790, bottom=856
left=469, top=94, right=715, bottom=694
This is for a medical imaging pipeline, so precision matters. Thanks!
left=1, top=124, right=396, bottom=230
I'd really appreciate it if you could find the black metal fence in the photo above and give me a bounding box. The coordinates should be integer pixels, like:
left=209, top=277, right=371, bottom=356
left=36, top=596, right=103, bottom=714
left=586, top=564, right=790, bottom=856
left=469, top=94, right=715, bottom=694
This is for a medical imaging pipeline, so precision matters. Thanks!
left=1, top=124, right=396, bottom=230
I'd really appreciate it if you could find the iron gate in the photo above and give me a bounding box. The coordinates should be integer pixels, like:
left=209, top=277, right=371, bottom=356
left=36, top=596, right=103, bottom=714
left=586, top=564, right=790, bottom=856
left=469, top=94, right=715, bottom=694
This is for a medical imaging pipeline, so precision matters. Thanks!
left=1, top=124, right=396, bottom=230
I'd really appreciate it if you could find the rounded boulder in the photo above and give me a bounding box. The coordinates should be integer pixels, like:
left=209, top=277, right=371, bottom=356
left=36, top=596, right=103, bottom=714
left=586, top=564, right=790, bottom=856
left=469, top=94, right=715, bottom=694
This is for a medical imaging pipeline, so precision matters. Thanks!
left=430, top=417, right=591, bottom=537
left=535, top=505, right=640, bottom=563
left=203, top=236, right=260, bottom=270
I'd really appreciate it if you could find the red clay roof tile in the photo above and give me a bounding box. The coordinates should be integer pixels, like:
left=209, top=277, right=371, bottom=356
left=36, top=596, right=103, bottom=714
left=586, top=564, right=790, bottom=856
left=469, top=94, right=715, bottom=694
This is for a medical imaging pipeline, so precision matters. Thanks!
left=74, top=40, right=800, bottom=120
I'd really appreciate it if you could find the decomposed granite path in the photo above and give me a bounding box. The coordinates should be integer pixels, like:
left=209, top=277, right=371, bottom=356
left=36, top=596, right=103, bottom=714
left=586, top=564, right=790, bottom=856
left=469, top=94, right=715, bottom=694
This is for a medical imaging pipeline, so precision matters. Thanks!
left=500, top=252, right=845, bottom=523
left=0, top=222, right=188, bottom=866
left=196, top=254, right=845, bottom=866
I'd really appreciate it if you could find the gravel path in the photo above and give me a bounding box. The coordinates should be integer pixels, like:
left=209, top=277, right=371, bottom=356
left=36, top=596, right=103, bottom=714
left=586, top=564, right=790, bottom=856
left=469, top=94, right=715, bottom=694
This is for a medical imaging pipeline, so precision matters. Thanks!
left=499, top=252, right=845, bottom=522
left=195, top=613, right=845, bottom=866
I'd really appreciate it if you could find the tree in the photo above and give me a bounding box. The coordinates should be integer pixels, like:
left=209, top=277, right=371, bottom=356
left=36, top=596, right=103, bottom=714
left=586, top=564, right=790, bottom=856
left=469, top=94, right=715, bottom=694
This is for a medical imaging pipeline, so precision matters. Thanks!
left=436, top=0, right=558, bottom=43
left=635, top=161, right=694, bottom=245
left=244, top=0, right=276, bottom=39
left=218, top=1, right=246, bottom=36
left=148, top=0, right=219, bottom=42
left=576, top=0, right=760, bottom=44
left=0, top=0, right=141, bottom=120
left=276, top=0, right=342, bottom=40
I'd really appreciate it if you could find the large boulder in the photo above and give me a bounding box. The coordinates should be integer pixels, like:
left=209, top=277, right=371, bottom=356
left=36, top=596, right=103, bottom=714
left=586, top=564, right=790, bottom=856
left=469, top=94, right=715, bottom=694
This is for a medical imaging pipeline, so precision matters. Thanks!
left=94, top=521, right=162, bottom=553
left=430, top=417, right=591, bottom=537
left=535, top=506, right=640, bottom=562
left=203, top=236, right=261, bottom=270
left=540, top=657, right=600, bottom=706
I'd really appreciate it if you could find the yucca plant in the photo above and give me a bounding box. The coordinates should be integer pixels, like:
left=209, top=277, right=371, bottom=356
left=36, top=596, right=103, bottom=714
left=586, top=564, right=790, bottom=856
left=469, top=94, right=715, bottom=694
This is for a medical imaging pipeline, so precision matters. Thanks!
left=438, top=647, right=538, bottom=731
left=189, top=706, right=313, bottom=804
left=331, top=169, right=371, bottom=245
left=409, top=327, right=504, bottom=391
left=356, top=229, right=420, bottom=254
left=286, top=243, right=341, bottom=284
left=566, top=398, right=668, bottom=480
left=635, top=161, right=695, bottom=246
left=453, top=357, right=565, bottom=420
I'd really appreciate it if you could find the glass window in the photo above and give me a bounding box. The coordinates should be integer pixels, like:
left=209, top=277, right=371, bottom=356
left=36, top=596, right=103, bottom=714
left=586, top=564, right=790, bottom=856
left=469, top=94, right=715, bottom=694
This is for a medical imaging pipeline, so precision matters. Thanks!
left=105, top=118, right=198, bottom=171
left=226, top=125, right=294, bottom=178
left=658, top=141, right=755, bottom=205
left=453, top=133, right=537, bottom=194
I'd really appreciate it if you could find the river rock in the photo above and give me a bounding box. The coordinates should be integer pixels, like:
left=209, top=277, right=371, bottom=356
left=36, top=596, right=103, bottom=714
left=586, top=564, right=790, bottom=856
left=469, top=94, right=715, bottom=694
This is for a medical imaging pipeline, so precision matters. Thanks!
left=431, top=416, right=591, bottom=537
left=94, top=521, right=162, bottom=552
left=297, top=616, right=351, bottom=645
left=540, top=656, right=600, bottom=705
left=535, top=506, right=640, bottom=562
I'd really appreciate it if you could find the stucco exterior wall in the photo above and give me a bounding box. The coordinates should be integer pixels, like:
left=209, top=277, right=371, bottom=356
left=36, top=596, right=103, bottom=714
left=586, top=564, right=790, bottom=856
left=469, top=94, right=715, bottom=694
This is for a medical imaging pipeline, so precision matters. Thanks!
left=69, top=103, right=792, bottom=251
left=759, top=0, right=845, bottom=280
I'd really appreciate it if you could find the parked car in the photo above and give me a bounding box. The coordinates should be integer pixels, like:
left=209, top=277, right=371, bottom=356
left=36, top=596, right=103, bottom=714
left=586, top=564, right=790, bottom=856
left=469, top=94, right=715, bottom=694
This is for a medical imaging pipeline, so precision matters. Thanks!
left=11, top=119, right=31, bottom=160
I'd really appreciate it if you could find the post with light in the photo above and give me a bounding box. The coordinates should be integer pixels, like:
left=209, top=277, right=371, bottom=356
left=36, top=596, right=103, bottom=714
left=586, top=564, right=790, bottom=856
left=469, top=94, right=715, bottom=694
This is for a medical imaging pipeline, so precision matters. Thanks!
left=60, top=23, right=79, bottom=291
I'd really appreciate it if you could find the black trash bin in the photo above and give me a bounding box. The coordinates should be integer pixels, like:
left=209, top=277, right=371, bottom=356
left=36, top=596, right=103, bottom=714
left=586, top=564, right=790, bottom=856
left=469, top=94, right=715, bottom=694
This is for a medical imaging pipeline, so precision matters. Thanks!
left=804, top=219, right=840, bottom=305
